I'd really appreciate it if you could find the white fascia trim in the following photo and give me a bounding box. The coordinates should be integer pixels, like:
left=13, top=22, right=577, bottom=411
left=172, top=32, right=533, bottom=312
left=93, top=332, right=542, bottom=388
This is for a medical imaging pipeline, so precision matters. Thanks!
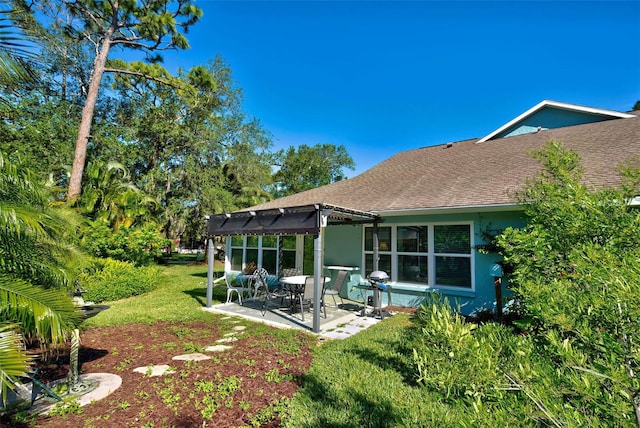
left=373, top=203, right=523, bottom=217
left=477, top=100, right=635, bottom=144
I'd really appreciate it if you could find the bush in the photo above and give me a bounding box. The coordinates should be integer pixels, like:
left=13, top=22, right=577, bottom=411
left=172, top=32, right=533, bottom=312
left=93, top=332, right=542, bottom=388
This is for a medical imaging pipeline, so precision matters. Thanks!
left=410, top=297, right=626, bottom=426
left=82, top=222, right=170, bottom=266
left=78, top=258, right=160, bottom=303
left=495, top=141, right=640, bottom=426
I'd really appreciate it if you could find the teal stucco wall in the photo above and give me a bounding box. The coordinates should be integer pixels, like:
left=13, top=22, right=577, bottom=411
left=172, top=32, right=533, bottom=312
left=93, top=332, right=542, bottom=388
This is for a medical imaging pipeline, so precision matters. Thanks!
left=322, top=210, right=527, bottom=315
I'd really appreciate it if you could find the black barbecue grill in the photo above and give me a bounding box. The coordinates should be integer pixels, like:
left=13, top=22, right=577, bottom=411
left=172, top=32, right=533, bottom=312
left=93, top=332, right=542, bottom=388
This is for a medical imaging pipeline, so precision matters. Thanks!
left=361, top=270, right=392, bottom=319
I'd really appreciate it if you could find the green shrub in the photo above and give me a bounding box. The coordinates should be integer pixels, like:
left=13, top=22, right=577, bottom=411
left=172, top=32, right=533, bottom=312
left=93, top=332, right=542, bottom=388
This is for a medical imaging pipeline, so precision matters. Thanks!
left=495, top=142, right=640, bottom=426
left=78, top=258, right=160, bottom=303
left=410, top=297, right=610, bottom=426
left=413, top=298, right=504, bottom=403
left=82, top=222, right=170, bottom=266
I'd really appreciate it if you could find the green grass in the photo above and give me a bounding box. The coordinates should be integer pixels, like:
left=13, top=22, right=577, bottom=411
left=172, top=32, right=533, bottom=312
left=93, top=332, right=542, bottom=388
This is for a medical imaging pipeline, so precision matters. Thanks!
left=82, top=263, right=226, bottom=327
left=282, top=314, right=440, bottom=427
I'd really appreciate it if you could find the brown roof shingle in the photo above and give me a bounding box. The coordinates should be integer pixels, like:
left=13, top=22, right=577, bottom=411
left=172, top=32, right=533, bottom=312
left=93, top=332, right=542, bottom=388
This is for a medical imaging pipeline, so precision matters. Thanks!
left=249, top=115, right=640, bottom=213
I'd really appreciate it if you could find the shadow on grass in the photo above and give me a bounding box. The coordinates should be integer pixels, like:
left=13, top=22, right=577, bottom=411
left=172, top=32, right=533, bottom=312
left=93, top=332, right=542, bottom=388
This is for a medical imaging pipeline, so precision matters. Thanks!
left=190, top=271, right=208, bottom=278
left=346, top=337, right=419, bottom=387
left=182, top=286, right=226, bottom=306
left=190, top=270, right=224, bottom=279
left=292, top=371, right=402, bottom=428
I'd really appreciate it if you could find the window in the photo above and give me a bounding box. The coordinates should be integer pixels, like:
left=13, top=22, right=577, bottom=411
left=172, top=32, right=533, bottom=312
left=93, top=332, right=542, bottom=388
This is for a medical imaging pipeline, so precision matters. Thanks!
left=397, top=226, right=428, bottom=283
left=281, top=236, right=297, bottom=271
left=364, top=223, right=473, bottom=289
left=229, top=235, right=302, bottom=275
left=434, top=225, right=471, bottom=287
left=230, top=236, right=244, bottom=271
left=364, top=227, right=392, bottom=278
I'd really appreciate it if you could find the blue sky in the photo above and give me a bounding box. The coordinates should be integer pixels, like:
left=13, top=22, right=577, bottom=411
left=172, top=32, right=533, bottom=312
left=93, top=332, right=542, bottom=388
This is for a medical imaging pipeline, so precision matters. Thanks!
left=158, top=1, right=639, bottom=177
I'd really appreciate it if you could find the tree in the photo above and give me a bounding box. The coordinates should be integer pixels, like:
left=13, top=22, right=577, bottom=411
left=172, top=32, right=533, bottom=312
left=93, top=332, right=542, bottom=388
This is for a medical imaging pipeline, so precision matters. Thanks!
left=496, top=141, right=640, bottom=425
left=74, top=160, right=160, bottom=232
left=0, top=153, right=83, bottom=400
left=110, top=56, right=273, bottom=244
left=20, top=0, right=203, bottom=202
left=0, top=9, right=82, bottom=399
left=272, top=143, right=355, bottom=197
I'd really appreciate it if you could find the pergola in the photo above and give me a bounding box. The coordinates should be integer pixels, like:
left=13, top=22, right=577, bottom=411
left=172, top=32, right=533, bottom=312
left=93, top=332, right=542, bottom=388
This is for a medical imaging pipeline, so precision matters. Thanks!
left=204, top=204, right=382, bottom=333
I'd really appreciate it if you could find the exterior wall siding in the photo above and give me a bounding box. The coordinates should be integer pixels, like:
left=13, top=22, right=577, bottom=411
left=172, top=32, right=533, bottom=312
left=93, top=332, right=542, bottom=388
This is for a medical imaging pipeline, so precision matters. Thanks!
left=498, top=108, right=612, bottom=139
left=322, top=210, right=527, bottom=315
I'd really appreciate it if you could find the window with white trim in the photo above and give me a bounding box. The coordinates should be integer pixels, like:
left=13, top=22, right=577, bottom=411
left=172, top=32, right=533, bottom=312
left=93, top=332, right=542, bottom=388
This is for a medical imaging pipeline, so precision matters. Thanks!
left=364, top=223, right=473, bottom=289
left=229, top=235, right=300, bottom=274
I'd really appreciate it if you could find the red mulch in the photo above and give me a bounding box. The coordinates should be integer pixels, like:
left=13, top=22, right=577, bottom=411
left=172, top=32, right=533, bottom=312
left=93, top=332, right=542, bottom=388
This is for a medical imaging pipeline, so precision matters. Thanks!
left=2, top=320, right=315, bottom=428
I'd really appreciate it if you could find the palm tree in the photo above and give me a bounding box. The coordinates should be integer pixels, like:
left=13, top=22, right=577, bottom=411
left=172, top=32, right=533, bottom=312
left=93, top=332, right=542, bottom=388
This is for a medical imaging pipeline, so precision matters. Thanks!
left=0, top=7, right=85, bottom=398
left=75, top=160, right=160, bottom=232
left=0, top=153, right=83, bottom=402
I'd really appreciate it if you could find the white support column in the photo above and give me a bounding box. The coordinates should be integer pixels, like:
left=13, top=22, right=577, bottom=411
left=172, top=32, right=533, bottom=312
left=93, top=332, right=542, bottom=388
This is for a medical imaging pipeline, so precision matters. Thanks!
left=206, top=238, right=214, bottom=307
left=313, top=231, right=322, bottom=333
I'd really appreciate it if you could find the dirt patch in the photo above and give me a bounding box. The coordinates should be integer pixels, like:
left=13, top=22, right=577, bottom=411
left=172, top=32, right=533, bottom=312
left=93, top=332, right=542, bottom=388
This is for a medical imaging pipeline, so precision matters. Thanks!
left=4, top=320, right=315, bottom=427
left=387, top=306, right=418, bottom=315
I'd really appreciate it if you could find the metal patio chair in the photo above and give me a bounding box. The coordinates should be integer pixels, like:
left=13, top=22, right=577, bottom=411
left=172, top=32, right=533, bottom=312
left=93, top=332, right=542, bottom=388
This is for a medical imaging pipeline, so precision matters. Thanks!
left=256, top=267, right=288, bottom=315
left=224, top=271, right=252, bottom=305
left=323, top=270, right=348, bottom=307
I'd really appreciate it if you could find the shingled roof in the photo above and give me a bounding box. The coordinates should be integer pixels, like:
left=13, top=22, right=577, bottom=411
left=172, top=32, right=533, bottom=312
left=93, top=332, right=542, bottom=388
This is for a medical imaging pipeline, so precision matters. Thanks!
left=248, top=111, right=640, bottom=214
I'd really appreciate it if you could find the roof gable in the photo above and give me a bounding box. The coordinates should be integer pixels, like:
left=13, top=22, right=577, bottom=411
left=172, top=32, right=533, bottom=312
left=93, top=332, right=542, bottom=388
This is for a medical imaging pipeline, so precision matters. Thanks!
left=477, top=100, right=635, bottom=143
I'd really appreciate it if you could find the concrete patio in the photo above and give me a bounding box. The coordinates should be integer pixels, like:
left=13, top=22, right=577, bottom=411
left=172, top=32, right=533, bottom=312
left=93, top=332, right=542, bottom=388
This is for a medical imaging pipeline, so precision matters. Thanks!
left=202, top=295, right=389, bottom=340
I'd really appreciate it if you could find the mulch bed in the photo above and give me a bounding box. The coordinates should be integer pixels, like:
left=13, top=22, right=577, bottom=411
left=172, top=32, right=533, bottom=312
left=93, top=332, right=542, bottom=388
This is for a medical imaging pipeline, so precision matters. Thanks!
left=2, top=320, right=315, bottom=428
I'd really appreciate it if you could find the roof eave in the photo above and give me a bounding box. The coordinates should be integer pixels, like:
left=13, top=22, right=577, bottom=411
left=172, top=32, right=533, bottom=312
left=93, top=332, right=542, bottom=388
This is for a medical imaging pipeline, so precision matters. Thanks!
left=373, top=203, right=524, bottom=217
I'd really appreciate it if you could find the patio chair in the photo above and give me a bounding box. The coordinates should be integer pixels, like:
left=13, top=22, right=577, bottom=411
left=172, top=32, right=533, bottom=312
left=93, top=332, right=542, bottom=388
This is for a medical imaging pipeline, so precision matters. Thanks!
left=252, top=267, right=270, bottom=298
left=323, top=270, right=348, bottom=307
left=292, top=276, right=326, bottom=321
left=257, top=268, right=289, bottom=315
left=225, top=271, right=252, bottom=305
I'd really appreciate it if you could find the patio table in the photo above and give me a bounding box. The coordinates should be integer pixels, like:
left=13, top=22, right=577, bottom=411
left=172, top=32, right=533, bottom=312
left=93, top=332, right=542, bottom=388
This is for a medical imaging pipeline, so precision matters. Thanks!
left=280, top=275, right=329, bottom=318
left=280, top=275, right=329, bottom=290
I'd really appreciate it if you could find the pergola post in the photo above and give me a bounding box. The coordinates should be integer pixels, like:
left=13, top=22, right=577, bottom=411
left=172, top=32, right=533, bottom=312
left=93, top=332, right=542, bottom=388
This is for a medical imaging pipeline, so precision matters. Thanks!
left=312, top=231, right=322, bottom=333
left=206, top=237, right=214, bottom=307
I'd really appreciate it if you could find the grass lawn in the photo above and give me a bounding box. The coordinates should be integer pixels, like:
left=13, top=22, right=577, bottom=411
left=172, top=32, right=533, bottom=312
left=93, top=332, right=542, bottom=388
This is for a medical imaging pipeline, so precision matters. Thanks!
left=283, top=313, right=433, bottom=427
left=82, top=262, right=225, bottom=327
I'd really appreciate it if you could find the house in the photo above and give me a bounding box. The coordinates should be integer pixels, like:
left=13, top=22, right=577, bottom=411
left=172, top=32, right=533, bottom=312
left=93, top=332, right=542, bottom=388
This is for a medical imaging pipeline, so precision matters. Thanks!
left=205, top=100, right=639, bottom=331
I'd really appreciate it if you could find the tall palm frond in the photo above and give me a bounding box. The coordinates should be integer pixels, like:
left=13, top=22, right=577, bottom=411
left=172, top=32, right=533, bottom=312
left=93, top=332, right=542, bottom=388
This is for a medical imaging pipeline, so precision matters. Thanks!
left=0, top=154, right=85, bottom=290
left=0, top=275, right=80, bottom=348
left=0, top=7, right=39, bottom=97
left=0, top=323, right=31, bottom=404
left=77, top=160, right=161, bottom=231
left=0, top=52, right=34, bottom=86
left=0, top=153, right=84, bottom=398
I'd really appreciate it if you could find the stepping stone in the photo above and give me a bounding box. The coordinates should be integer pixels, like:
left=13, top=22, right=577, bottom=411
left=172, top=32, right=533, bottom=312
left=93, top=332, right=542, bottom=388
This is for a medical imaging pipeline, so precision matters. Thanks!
left=216, top=337, right=238, bottom=343
left=224, top=332, right=237, bottom=337
left=232, top=326, right=246, bottom=331
left=133, top=365, right=174, bottom=377
left=172, top=353, right=211, bottom=361
left=205, top=344, right=233, bottom=352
